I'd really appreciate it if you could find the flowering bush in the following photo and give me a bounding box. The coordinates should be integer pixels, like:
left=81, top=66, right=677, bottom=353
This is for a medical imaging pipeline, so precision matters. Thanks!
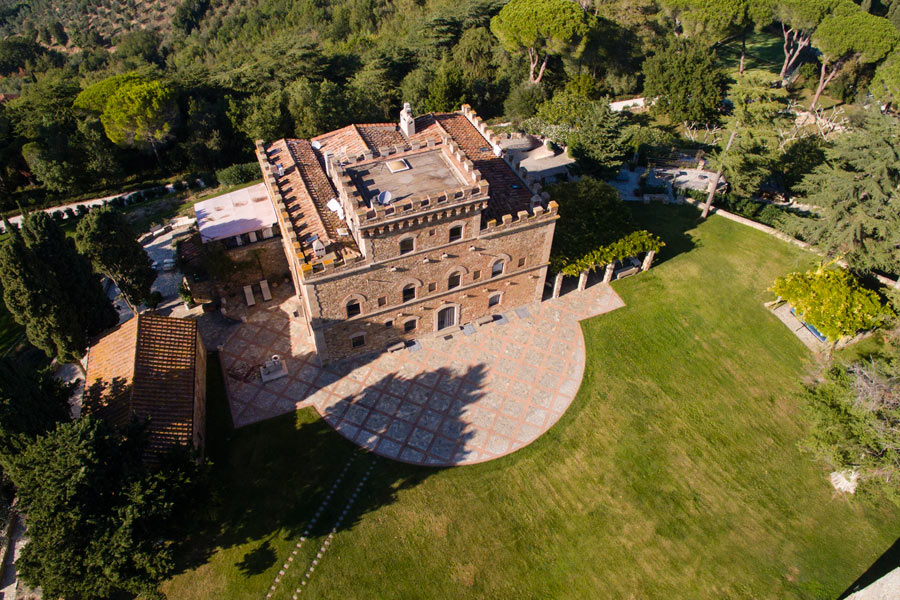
left=771, top=266, right=893, bottom=341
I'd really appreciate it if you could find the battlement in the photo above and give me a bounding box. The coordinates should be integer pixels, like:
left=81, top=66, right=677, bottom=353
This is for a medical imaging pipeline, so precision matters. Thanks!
left=482, top=200, right=560, bottom=235
left=298, top=252, right=368, bottom=281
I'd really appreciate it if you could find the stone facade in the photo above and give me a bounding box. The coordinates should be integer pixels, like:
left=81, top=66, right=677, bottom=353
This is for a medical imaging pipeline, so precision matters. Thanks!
left=256, top=105, right=559, bottom=363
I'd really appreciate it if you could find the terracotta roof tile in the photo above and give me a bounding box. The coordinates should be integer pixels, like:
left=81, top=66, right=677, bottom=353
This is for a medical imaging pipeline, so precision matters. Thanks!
left=83, top=314, right=200, bottom=459
left=264, top=139, right=360, bottom=260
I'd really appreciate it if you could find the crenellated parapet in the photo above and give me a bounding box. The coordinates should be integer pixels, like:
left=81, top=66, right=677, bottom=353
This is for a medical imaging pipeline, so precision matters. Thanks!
left=482, top=200, right=559, bottom=236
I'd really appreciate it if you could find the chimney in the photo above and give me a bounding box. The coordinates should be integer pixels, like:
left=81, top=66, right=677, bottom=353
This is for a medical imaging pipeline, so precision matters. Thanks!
left=399, top=102, right=415, bottom=137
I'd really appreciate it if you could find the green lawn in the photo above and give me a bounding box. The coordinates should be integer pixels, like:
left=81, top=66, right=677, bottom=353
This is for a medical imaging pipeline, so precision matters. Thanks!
left=164, top=206, right=900, bottom=599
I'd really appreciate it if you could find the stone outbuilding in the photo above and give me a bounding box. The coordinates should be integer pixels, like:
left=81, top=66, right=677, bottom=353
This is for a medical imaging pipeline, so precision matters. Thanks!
left=82, top=313, right=207, bottom=461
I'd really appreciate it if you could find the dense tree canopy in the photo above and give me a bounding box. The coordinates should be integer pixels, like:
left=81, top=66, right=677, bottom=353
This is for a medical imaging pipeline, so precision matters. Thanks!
left=75, top=208, right=156, bottom=312
left=809, top=5, right=899, bottom=108
left=799, top=113, right=900, bottom=274
left=643, top=37, right=727, bottom=124
left=0, top=213, right=116, bottom=366
left=101, top=79, right=179, bottom=162
left=490, top=0, right=597, bottom=84
left=11, top=417, right=204, bottom=600
left=0, top=359, right=71, bottom=465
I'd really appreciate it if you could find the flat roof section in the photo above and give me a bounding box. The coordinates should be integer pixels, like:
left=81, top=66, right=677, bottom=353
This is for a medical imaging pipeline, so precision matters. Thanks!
left=347, top=150, right=466, bottom=205
left=194, top=183, right=277, bottom=243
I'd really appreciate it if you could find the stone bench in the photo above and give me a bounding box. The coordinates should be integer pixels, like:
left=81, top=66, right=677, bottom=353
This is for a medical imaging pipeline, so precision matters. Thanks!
left=387, top=341, right=406, bottom=353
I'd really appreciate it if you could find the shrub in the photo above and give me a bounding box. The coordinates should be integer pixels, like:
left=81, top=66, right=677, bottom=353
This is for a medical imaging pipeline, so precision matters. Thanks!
left=146, top=290, right=163, bottom=309
left=771, top=266, right=894, bottom=341
left=215, top=163, right=260, bottom=187
left=504, top=82, right=545, bottom=121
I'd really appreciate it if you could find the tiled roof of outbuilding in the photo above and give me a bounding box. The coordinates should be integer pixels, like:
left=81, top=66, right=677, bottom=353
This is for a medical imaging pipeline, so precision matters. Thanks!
left=83, top=314, right=200, bottom=458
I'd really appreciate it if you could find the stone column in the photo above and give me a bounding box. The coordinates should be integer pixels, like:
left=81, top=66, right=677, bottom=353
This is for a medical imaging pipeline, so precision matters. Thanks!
left=641, top=250, right=656, bottom=271
left=577, top=270, right=588, bottom=291
left=552, top=272, right=564, bottom=298
left=602, top=263, right=615, bottom=283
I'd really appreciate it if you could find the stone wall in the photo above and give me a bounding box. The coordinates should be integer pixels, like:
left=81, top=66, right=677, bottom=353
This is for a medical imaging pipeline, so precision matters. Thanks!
left=193, top=335, right=207, bottom=454
left=306, top=217, right=556, bottom=361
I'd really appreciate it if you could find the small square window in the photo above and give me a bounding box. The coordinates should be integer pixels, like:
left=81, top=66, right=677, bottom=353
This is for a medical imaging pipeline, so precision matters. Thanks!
left=473, top=270, right=480, bottom=280
left=518, top=257, right=526, bottom=267
left=427, top=282, right=436, bottom=292
left=377, top=296, right=386, bottom=307
left=351, top=334, right=365, bottom=348
left=489, top=293, right=502, bottom=307
left=385, top=320, right=393, bottom=328
left=403, top=319, right=417, bottom=333
left=429, top=229, right=435, bottom=236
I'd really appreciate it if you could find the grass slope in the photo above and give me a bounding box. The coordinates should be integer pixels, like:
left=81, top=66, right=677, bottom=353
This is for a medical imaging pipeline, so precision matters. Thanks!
left=164, top=206, right=900, bottom=599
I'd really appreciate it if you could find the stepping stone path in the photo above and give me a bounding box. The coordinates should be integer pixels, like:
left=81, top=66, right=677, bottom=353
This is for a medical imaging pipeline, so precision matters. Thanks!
left=266, top=456, right=378, bottom=599
left=222, top=283, right=625, bottom=466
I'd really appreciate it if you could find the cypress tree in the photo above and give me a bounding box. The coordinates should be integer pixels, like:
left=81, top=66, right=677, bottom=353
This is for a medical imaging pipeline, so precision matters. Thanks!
left=19, top=211, right=117, bottom=338
left=75, top=207, right=155, bottom=313
left=0, top=212, right=116, bottom=369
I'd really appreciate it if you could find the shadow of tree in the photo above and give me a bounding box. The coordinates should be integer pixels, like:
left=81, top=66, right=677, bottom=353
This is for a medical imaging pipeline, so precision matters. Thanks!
left=171, top=357, right=485, bottom=585
left=629, top=203, right=700, bottom=268
left=236, top=539, right=276, bottom=577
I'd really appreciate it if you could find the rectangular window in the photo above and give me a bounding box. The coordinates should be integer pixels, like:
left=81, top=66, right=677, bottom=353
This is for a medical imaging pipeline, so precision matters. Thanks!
left=518, top=257, right=526, bottom=267
left=489, top=293, right=502, bottom=307
left=428, top=282, right=436, bottom=292
left=403, top=319, right=417, bottom=333
left=448, top=272, right=461, bottom=289
left=377, top=296, right=386, bottom=307
left=385, top=320, right=393, bottom=328
left=346, top=301, right=361, bottom=318
left=449, top=225, right=463, bottom=242
left=473, top=270, right=480, bottom=280
left=351, top=334, right=365, bottom=348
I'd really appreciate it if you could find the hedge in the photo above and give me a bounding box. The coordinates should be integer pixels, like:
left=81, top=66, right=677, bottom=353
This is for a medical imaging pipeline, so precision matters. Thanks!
left=215, top=162, right=260, bottom=186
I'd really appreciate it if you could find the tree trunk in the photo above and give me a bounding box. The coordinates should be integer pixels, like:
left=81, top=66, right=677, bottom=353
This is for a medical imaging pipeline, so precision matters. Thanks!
left=701, top=130, right=737, bottom=219
left=809, top=61, right=837, bottom=112
left=739, top=33, right=746, bottom=75
left=780, top=24, right=792, bottom=78
left=149, top=139, right=162, bottom=168
left=534, top=56, right=549, bottom=84
left=527, top=47, right=538, bottom=84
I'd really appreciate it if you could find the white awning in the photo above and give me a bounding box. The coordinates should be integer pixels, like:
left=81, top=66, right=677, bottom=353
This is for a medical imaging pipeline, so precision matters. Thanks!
left=193, top=183, right=277, bottom=243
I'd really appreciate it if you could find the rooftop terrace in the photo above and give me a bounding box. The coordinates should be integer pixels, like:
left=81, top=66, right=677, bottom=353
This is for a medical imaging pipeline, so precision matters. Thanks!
left=346, top=149, right=466, bottom=205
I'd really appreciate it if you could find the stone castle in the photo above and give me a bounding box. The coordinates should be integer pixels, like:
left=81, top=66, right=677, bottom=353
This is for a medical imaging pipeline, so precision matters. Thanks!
left=256, top=104, right=559, bottom=362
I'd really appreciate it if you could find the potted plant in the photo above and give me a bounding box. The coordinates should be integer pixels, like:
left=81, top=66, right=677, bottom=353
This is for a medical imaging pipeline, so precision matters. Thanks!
left=178, top=283, right=194, bottom=308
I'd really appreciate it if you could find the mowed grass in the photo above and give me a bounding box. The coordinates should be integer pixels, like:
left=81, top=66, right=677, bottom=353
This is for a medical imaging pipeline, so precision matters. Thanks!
left=164, top=206, right=900, bottom=599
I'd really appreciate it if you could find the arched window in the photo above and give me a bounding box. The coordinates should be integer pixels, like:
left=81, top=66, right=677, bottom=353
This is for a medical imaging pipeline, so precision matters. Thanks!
left=449, top=225, right=463, bottom=242
left=488, top=293, right=502, bottom=307
left=399, top=237, right=414, bottom=255
left=490, top=259, right=505, bottom=278
left=448, top=271, right=461, bottom=290
left=403, top=319, right=417, bottom=333
left=346, top=299, right=361, bottom=318
left=402, top=284, right=416, bottom=302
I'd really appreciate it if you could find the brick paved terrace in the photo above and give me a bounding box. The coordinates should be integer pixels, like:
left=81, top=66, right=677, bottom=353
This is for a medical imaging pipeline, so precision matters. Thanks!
left=218, top=282, right=624, bottom=466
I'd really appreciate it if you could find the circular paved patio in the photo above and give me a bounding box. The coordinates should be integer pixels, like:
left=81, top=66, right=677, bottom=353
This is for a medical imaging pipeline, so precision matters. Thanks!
left=219, top=283, right=623, bottom=466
